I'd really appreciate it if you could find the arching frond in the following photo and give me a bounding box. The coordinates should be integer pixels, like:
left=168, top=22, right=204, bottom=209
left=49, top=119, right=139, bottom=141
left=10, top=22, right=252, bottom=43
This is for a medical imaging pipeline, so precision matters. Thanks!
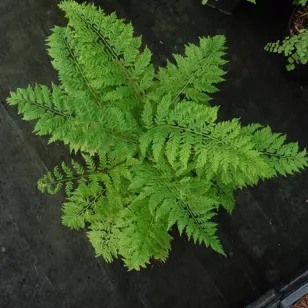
left=157, top=36, right=227, bottom=104
left=59, top=0, right=155, bottom=108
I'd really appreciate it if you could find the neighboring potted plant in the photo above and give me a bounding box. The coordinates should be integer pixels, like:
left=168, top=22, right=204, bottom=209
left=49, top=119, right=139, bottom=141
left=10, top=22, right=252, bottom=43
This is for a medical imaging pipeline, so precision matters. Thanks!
left=265, top=0, right=308, bottom=76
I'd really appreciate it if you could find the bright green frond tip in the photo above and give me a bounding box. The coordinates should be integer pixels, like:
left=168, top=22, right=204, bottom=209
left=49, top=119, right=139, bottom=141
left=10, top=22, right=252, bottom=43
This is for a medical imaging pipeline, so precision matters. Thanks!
left=7, top=0, right=308, bottom=270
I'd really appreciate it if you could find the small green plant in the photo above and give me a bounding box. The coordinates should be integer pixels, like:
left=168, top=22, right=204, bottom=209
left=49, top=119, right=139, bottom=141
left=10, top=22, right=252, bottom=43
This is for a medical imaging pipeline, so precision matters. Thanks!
left=265, top=0, right=308, bottom=70
left=7, top=1, right=308, bottom=270
left=265, top=29, right=308, bottom=71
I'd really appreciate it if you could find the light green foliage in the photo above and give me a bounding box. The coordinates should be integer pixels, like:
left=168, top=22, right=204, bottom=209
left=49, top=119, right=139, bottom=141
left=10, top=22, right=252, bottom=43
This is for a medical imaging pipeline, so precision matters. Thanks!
left=264, top=0, right=308, bottom=67
left=294, top=0, right=308, bottom=5
left=157, top=37, right=227, bottom=104
left=7, top=1, right=308, bottom=270
left=265, top=29, right=308, bottom=71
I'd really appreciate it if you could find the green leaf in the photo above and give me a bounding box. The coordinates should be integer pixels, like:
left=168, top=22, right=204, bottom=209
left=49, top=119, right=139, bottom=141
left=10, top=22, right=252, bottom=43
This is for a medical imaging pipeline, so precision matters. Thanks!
left=142, top=101, right=154, bottom=129
left=265, top=29, right=308, bottom=71
left=165, top=131, right=181, bottom=166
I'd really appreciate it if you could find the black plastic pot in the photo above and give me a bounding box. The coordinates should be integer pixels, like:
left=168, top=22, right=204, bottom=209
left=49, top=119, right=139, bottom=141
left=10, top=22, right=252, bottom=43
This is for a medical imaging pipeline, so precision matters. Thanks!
left=245, top=270, right=308, bottom=308
left=206, top=0, right=244, bottom=15
left=285, top=5, right=308, bottom=83
left=288, top=5, right=299, bottom=35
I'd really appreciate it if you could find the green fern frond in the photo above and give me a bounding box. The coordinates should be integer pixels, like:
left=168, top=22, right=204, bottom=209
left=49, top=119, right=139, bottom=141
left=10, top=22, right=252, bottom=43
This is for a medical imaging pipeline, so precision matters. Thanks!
left=157, top=36, right=227, bottom=104
left=59, top=0, right=155, bottom=106
left=38, top=159, right=85, bottom=195
left=114, top=200, right=171, bottom=270
left=7, top=84, right=72, bottom=136
left=140, top=101, right=276, bottom=186
left=38, top=153, right=131, bottom=196
left=9, top=83, right=140, bottom=157
left=246, top=126, right=308, bottom=175
left=62, top=181, right=104, bottom=229
left=47, top=26, right=100, bottom=101
left=129, top=163, right=226, bottom=254
left=87, top=223, right=119, bottom=263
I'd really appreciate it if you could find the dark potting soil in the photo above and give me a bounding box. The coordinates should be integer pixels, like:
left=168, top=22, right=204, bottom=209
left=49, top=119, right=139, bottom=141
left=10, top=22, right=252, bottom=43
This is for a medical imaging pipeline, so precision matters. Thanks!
left=291, top=4, right=308, bottom=34
left=1, top=0, right=308, bottom=307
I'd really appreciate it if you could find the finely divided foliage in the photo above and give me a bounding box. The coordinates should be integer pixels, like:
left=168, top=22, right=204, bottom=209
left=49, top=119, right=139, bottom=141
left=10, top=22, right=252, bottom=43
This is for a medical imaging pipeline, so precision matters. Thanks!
left=7, top=1, right=308, bottom=270
left=265, top=29, right=308, bottom=71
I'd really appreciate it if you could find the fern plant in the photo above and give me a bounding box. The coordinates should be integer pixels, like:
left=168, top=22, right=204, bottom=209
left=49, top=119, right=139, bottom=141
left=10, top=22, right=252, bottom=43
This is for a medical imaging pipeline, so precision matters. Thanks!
left=7, top=0, right=308, bottom=270
left=265, top=29, right=308, bottom=71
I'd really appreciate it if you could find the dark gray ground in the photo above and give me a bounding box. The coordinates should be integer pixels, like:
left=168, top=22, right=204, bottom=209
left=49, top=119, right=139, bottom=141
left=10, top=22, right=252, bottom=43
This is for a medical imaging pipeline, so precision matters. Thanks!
left=1, top=0, right=308, bottom=307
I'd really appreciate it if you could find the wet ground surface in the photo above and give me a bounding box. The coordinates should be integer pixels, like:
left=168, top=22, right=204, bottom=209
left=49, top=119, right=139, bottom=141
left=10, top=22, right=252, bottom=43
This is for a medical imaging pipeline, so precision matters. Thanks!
left=1, top=0, right=308, bottom=307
